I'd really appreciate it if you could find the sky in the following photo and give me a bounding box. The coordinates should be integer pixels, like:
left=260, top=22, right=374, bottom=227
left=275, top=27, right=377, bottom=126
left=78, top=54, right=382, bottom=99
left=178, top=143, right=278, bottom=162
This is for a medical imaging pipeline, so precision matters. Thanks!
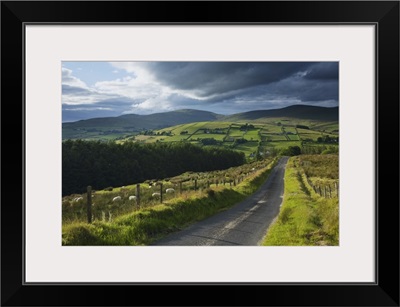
left=62, top=62, right=339, bottom=122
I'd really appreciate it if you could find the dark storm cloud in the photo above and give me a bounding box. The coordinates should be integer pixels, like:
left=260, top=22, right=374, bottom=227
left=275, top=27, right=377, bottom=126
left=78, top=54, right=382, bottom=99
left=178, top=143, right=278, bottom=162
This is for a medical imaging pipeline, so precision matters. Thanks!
left=267, top=72, right=339, bottom=102
left=304, top=62, right=339, bottom=80
left=298, top=81, right=338, bottom=102
left=140, top=62, right=339, bottom=107
left=144, top=62, right=313, bottom=98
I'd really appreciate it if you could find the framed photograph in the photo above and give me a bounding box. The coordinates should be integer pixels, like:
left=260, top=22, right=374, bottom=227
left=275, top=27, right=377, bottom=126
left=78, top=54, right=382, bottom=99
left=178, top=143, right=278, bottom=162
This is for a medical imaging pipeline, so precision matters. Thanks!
left=2, top=1, right=399, bottom=306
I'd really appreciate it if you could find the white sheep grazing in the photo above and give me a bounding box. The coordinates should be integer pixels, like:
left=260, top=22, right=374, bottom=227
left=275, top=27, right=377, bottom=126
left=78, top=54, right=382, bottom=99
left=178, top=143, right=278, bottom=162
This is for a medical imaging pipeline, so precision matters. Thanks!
left=112, top=196, right=122, bottom=202
left=166, top=188, right=175, bottom=194
left=128, top=195, right=137, bottom=201
left=152, top=192, right=161, bottom=198
left=73, top=197, right=83, bottom=202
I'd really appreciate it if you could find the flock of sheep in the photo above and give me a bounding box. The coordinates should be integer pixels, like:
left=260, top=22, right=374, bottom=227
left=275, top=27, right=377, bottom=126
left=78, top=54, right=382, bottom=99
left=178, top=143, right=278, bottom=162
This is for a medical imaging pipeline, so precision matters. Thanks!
left=70, top=187, right=176, bottom=206
left=112, top=188, right=175, bottom=202
left=125, top=188, right=175, bottom=200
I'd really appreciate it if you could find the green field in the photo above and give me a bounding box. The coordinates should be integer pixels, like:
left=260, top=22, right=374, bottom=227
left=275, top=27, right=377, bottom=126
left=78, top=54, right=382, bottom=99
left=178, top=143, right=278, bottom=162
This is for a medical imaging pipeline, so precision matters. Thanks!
left=262, top=134, right=288, bottom=142
left=190, top=132, right=226, bottom=141
left=311, top=122, right=339, bottom=134
left=227, top=127, right=245, bottom=138
left=234, top=141, right=259, bottom=157
left=243, top=129, right=261, bottom=141
left=296, top=128, right=323, bottom=141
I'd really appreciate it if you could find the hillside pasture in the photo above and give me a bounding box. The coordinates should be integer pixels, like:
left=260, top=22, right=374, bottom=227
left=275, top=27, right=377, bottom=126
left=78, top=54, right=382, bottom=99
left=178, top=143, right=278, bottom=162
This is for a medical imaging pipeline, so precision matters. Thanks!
left=263, top=140, right=302, bottom=150
left=262, top=134, right=288, bottom=142
left=296, top=128, right=323, bottom=141
left=310, top=122, right=339, bottom=134
left=243, top=129, right=261, bottom=141
left=287, top=134, right=300, bottom=141
left=198, top=121, right=232, bottom=129
left=282, top=127, right=299, bottom=141
left=234, top=141, right=259, bottom=157
left=139, top=135, right=166, bottom=143
left=157, top=122, right=205, bottom=135
left=259, top=124, right=283, bottom=134
left=227, top=127, right=246, bottom=138
left=161, top=134, right=191, bottom=142
left=190, top=132, right=226, bottom=141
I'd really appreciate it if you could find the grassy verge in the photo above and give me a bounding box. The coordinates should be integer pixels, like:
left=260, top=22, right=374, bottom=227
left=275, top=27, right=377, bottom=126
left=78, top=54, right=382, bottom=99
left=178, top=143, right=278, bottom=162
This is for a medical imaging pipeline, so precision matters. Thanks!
left=62, top=159, right=277, bottom=246
left=262, top=156, right=339, bottom=246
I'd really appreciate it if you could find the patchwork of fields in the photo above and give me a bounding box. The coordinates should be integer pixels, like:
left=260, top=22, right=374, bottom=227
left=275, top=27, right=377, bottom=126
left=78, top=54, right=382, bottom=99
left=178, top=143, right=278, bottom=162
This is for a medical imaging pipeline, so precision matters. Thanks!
left=117, top=119, right=338, bottom=160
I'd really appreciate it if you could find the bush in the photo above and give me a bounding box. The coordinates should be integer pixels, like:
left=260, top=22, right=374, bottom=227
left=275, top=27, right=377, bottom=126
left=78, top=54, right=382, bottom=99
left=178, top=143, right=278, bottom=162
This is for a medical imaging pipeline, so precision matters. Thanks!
left=281, top=146, right=301, bottom=156
left=206, top=188, right=216, bottom=198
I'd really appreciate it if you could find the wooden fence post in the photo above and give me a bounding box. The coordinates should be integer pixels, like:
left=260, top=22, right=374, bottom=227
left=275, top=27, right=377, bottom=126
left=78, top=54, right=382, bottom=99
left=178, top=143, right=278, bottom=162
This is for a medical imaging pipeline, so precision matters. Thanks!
left=159, top=183, right=163, bottom=203
left=136, top=183, right=140, bottom=208
left=87, top=186, right=92, bottom=223
left=194, top=179, right=197, bottom=191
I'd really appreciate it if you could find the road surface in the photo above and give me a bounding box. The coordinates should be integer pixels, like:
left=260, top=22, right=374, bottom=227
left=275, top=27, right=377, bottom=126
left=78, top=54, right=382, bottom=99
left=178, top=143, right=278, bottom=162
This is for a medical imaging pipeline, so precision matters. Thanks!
left=153, top=156, right=289, bottom=246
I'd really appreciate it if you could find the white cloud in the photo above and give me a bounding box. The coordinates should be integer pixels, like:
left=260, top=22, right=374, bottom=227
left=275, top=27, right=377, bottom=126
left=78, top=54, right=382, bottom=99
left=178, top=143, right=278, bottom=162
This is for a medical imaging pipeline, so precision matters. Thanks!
left=62, top=67, right=88, bottom=89
left=62, top=67, right=136, bottom=106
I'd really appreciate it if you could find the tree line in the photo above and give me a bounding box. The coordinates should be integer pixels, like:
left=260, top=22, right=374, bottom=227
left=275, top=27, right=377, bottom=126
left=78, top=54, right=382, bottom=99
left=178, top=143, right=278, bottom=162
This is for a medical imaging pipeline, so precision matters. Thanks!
left=62, top=140, right=246, bottom=196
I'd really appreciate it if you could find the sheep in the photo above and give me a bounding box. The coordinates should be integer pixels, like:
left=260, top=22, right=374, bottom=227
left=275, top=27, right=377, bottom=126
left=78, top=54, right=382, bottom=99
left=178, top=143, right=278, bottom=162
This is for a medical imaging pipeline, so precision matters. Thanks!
left=128, top=195, right=137, bottom=201
left=166, top=188, right=175, bottom=194
left=152, top=192, right=161, bottom=198
left=73, top=197, right=83, bottom=202
left=112, top=196, right=122, bottom=202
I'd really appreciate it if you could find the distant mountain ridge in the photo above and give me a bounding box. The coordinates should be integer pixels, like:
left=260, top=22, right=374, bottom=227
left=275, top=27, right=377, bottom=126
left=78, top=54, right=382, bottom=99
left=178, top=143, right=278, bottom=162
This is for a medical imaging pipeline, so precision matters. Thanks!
left=63, top=109, right=224, bottom=130
left=62, top=105, right=338, bottom=139
left=224, top=105, right=338, bottom=122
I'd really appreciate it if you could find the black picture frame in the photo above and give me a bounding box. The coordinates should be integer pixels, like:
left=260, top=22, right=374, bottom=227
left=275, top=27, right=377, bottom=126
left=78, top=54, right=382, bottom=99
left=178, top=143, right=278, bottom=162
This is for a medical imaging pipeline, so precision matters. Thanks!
left=1, top=1, right=399, bottom=306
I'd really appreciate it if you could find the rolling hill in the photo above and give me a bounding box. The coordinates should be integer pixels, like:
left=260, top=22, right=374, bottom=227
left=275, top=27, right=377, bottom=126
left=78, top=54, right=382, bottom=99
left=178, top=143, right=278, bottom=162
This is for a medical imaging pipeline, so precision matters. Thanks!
left=224, top=105, right=338, bottom=122
left=64, top=109, right=223, bottom=129
left=62, top=105, right=338, bottom=140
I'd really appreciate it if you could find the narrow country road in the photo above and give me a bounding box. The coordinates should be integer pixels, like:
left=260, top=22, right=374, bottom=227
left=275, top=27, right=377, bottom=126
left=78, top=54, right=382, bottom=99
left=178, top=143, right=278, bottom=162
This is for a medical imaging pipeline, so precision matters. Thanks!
left=153, top=156, right=289, bottom=246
